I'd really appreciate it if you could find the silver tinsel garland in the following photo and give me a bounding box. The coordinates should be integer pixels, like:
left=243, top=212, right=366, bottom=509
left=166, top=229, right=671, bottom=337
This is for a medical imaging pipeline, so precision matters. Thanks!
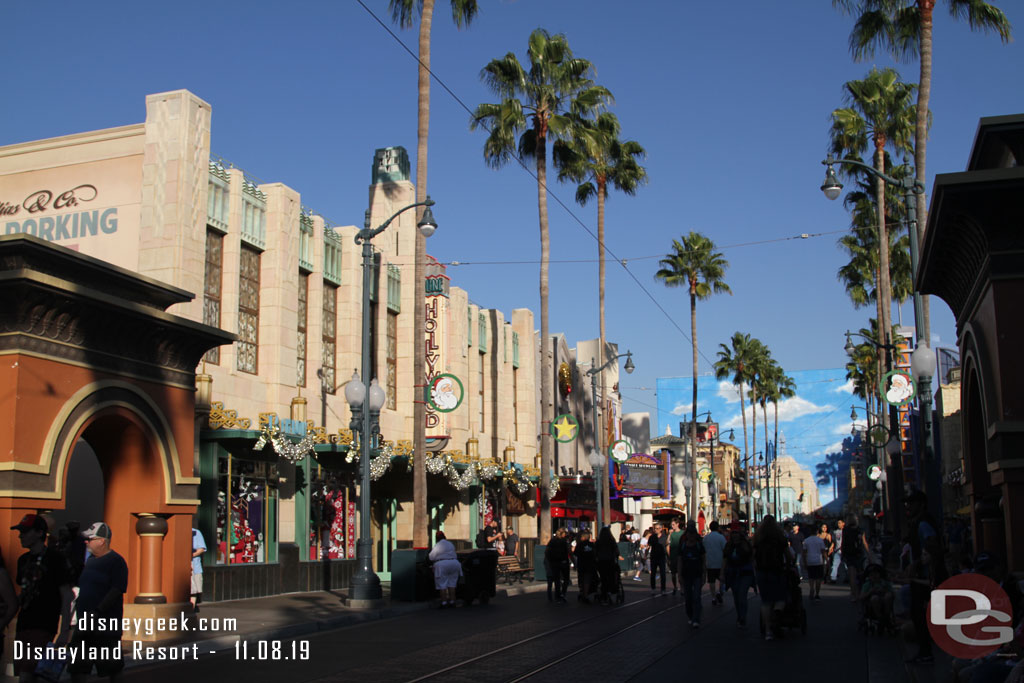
left=253, top=425, right=315, bottom=464
left=422, top=454, right=536, bottom=494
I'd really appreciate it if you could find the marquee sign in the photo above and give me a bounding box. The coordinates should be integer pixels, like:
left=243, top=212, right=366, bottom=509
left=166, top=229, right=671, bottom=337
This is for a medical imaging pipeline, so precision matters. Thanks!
left=613, top=452, right=667, bottom=498
left=424, top=256, right=451, bottom=437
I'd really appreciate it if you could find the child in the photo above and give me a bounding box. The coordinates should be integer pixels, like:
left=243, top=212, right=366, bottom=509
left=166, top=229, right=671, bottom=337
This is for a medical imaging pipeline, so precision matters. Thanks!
left=860, top=563, right=895, bottom=628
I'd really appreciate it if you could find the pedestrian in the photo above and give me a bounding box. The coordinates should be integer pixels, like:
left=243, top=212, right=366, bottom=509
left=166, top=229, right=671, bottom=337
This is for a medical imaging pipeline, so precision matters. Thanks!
left=841, top=515, right=870, bottom=602
left=595, top=527, right=622, bottom=604
left=678, top=522, right=705, bottom=627
left=494, top=532, right=506, bottom=556
left=830, top=518, right=846, bottom=584
left=648, top=524, right=667, bottom=595
left=754, top=515, right=792, bottom=641
left=638, top=529, right=652, bottom=579
left=903, top=490, right=946, bottom=664
left=786, top=521, right=805, bottom=579
left=0, top=541, right=17, bottom=662
left=505, top=527, right=519, bottom=559
left=475, top=520, right=500, bottom=549
left=573, top=529, right=597, bottom=603
left=803, top=524, right=828, bottom=600
left=722, top=522, right=755, bottom=628
left=190, top=526, right=206, bottom=614
left=666, top=518, right=683, bottom=596
left=12, top=513, right=73, bottom=682
left=67, top=522, right=128, bottom=683
left=544, top=528, right=571, bottom=603
left=428, top=531, right=462, bottom=608
left=703, top=521, right=727, bottom=605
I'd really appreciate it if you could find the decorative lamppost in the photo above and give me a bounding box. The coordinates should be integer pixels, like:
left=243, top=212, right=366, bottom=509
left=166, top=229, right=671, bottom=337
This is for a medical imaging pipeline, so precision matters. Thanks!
left=585, top=350, right=634, bottom=528
left=344, top=197, right=437, bottom=602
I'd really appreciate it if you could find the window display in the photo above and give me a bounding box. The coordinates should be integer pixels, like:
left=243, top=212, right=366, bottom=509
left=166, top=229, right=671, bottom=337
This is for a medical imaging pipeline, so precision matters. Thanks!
left=307, top=463, right=355, bottom=561
left=216, top=455, right=278, bottom=564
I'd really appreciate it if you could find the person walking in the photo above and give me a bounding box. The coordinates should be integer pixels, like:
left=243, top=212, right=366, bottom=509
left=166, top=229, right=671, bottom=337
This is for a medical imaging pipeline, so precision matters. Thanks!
left=428, top=531, right=462, bottom=608
left=12, top=513, right=72, bottom=683
left=678, top=522, right=706, bottom=627
left=544, top=528, right=571, bottom=603
left=786, top=521, right=805, bottom=580
left=722, top=522, right=755, bottom=628
left=666, top=518, right=683, bottom=596
left=830, top=518, right=845, bottom=583
left=703, top=521, right=727, bottom=605
left=904, top=490, right=947, bottom=664
left=595, top=527, right=623, bottom=605
left=803, top=524, right=828, bottom=601
left=190, top=526, right=206, bottom=615
left=68, top=522, right=128, bottom=683
left=754, top=515, right=792, bottom=641
left=648, top=524, right=667, bottom=595
left=573, top=529, right=597, bottom=603
left=841, top=515, right=870, bottom=602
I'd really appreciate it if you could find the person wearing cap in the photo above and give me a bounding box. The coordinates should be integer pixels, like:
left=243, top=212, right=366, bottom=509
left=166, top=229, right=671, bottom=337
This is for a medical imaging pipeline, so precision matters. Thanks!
left=67, top=522, right=128, bottom=682
left=12, top=513, right=73, bottom=682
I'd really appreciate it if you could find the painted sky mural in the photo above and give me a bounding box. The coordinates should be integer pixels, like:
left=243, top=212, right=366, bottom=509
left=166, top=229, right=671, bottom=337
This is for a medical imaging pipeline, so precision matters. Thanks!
left=656, top=368, right=862, bottom=505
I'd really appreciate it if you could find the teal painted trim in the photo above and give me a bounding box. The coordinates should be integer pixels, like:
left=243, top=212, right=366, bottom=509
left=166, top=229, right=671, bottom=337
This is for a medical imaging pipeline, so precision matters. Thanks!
left=268, top=487, right=278, bottom=563
left=197, top=439, right=221, bottom=569
left=295, top=456, right=311, bottom=560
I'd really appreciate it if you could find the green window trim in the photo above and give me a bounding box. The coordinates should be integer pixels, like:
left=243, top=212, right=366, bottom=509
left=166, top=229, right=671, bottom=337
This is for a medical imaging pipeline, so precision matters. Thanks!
left=467, top=307, right=472, bottom=347
left=241, top=193, right=267, bottom=250
left=512, top=331, right=520, bottom=368
left=323, top=228, right=343, bottom=285
left=478, top=313, right=488, bottom=353
left=386, top=264, right=401, bottom=313
left=207, top=165, right=230, bottom=233
left=299, top=213, right=315, bottom=272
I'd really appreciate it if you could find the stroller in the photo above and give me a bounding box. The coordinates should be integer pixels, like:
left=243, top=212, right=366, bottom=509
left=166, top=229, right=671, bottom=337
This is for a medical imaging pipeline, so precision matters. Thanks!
left=760, top=567, right=807, bottom=637
left=858, top=563, right=897, bottom=636
left=596, top=560, right=626, bottom=605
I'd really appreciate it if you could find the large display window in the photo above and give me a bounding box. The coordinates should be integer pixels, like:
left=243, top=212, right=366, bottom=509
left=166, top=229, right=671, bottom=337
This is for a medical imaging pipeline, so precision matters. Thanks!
left=306, top=461, right=355, bottom=561
left=216, top=454, right=279, bottom=564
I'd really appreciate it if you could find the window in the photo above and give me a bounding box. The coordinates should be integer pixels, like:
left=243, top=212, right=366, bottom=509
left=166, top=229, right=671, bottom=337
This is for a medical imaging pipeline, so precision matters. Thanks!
left=324, top=228, right=342, bottom=285
left=299, top=213, right=314, bottom=271
left=240, top=185, right=266, bottom=249
left=478, top=313, right=488, bottom=353
left=322, top=282, right=337, bottom=394
left=237, top=245, right=260, bottom=374
left=387, top=265, right=401, bottom=313
left=203, top=229, right=223, bottom=364
left=386, top=311, right=397, bottom=410
left=467, top=307, right=472, bottom=347
left=297, top=273, right=308, bottom=387
left=215, top=454, right=278, bottom=565
left=512, top=331, right=520, bottom=368
left=478, top=351, right=485, bottom=433
left=207, top=164, right=230, bottom=231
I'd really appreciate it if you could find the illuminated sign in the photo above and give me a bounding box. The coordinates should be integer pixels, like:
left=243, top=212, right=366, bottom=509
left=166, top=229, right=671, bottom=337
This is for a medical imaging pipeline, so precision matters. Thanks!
left=614, top=452, right=667, bottom=498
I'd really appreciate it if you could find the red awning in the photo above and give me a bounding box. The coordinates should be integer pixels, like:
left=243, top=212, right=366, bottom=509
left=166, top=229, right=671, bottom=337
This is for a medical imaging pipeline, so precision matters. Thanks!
left=610, top=509, right=633, bottom=522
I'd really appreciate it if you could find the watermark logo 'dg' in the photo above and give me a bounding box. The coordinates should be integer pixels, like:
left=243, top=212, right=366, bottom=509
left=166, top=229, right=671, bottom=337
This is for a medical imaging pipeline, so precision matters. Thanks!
left=927, top=574, right=1013, bottom=658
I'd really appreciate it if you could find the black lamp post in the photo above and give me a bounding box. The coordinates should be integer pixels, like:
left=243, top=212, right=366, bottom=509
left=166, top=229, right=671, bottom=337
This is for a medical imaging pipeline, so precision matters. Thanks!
left=344, top=197, right=437, bottom=603
left=586, top=350, right=634, bottom=528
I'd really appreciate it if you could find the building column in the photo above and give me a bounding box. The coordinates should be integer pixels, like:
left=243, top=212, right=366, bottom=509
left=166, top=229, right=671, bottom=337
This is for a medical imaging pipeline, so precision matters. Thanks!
left=134, top=514, right=169, bottom=604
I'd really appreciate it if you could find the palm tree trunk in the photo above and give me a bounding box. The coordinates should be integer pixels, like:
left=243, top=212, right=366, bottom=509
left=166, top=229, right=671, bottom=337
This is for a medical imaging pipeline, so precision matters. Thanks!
left=689, top=288, right=699, bottom=526
left=412, top=0, right=435, bottom=552
left=750, top=387, right=757, bottom=521
left=916, top=0, right=933, bottom=345
left=739, top=383, right=749, bottom=523
left=875, top=138, right=892, bottom=354
left=773, top=400, right=779, bottom=515
left=762, top=401, right=768, bottom=515
left=537, top=132, right=552, bottom=545
left=597, top=180, right=608, bottom=528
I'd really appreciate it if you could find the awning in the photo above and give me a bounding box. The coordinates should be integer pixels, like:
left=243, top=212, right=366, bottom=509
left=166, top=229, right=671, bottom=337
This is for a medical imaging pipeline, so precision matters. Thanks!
left=610, top=509, right=633, bottom=522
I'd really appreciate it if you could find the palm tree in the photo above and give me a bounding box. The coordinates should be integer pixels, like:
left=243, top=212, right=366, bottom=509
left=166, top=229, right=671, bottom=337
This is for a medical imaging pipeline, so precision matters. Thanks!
left=656, top=233, right=731, bottom=522
left=745, top=339, right=771, bottom=514
left=714, top=332, right=756, bottom=522
left=815, top=452, right=843, bottom=504
left=472, top=29, right=611, bottom=543
left=553, top=113, right=646, bottom=525
left=390, top=0, right=479, bottom=553
left=833, top=0, right=1012, bottom=343
left=772, top=369, right=796, bottom=513
left=828, top=67, right=917, bottom=357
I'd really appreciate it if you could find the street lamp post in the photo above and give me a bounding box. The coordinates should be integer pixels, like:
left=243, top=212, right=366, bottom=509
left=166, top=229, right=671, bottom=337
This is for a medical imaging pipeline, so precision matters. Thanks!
left=823, top=157, right=931, bottom=524
left=344, top=197, right=438, bottom=603
left=585, top=350, right=634, bottom=528
left=587, top=449, right=605, bottom=534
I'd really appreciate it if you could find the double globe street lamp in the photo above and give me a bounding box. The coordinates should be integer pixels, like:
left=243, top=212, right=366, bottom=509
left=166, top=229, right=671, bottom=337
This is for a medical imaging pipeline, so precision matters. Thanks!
left=344, top=197, right=437, bottom=603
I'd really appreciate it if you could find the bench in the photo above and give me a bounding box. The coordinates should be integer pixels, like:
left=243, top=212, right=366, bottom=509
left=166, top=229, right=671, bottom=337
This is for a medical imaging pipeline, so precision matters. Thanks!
left=497, top=555, right=532, bottom=584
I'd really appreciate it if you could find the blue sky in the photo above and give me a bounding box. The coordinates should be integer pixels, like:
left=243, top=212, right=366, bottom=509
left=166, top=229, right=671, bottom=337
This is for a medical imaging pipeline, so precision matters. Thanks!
left=3, top=2, right=1021, bottom=476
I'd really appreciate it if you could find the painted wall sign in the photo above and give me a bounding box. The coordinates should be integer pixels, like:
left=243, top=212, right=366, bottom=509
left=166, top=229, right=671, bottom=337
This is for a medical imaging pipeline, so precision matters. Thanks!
left=426, top=373, right=464, bottom=413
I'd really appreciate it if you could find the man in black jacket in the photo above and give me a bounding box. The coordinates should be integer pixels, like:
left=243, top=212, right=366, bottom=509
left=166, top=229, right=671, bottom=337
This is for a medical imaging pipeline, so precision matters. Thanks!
left=544, top=528, right=570, bottom=603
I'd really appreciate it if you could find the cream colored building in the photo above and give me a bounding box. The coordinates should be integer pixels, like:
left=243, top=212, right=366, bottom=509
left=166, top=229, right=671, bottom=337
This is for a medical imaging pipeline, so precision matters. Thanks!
left=0, top=89, right=545, bottom=598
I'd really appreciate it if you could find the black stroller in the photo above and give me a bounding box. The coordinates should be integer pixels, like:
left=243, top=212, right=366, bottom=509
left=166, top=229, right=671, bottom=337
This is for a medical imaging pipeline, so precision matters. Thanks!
left=596, top=560, right=626, bottom=605
left=760, top=567, right=807, bottom=636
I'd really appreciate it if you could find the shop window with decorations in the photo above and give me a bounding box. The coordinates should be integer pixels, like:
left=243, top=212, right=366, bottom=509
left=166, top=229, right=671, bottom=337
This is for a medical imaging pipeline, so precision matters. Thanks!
left=306, top=463, right=356, bottom=561
left=215, top=455, right=278, bottom=564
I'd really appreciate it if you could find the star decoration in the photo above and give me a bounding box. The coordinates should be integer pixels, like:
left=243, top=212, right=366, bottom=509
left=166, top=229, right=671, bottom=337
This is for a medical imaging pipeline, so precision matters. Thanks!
left=551, top=414, right=578, bottom=442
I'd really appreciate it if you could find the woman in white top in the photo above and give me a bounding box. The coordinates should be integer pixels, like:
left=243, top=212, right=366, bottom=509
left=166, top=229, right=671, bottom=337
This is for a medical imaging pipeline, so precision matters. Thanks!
left=429, top=531, right=462, bottom=608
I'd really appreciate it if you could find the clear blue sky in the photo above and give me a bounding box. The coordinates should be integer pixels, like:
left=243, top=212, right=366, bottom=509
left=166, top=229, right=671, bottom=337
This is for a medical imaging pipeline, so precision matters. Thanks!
left=4, top=1, right=1020, bottom=460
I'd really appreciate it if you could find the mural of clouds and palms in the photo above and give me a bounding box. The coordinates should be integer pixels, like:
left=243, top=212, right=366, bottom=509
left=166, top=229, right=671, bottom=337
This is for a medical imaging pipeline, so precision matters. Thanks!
left=657, top=367, right=857, bottom=504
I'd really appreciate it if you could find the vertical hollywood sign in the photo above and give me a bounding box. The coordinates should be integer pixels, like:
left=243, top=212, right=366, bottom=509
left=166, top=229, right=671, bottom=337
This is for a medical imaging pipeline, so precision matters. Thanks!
left=424, top=257, right=450, bottom=437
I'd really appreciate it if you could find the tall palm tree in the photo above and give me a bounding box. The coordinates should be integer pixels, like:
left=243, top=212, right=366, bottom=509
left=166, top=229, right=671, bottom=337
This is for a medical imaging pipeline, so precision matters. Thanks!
left=553, top=113, right=646, bottom=526
left=656, top=233, right=731, bottom=522
left=746, top=339, right=771, bottom=516
left=772, top=369, right=796, bottom=513
left=390, top=0, right=479, bottom=552
left=472, top=29, right=611, bottom=543
left=833, top=0, right=1012, bottom=344
left=714, top=332, right=756, bottom=523
left=829, top=67, right=917, bottom=358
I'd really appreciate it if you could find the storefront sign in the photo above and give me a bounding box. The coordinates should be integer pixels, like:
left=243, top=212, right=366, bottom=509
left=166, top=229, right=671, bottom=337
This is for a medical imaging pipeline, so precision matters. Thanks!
left=424, top=256, right=450, bottom=437
left=615, top=452, right=667, bottom=498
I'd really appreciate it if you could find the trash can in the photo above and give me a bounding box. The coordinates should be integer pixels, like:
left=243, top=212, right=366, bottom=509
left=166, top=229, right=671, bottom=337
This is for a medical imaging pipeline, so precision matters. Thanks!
left=456, top=549, right=497, bottom=605
left=533, top=544, right=547, bottom=583
left=391, top=549, right=434, bottom=601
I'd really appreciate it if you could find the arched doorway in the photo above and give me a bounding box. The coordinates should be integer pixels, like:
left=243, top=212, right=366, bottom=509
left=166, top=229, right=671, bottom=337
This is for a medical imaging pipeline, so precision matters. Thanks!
left=48, top=440, right=104, bottom=538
